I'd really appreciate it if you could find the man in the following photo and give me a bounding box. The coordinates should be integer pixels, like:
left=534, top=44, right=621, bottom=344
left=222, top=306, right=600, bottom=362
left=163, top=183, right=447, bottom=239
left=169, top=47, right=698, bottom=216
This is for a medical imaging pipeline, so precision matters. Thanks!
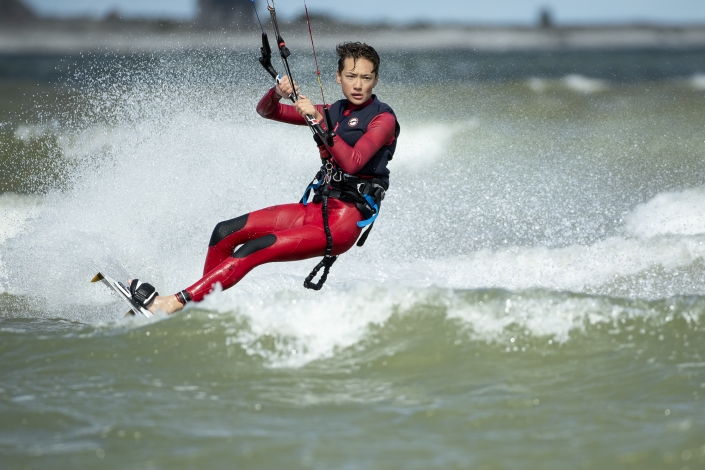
left=127, top=42, right=400, bottom=314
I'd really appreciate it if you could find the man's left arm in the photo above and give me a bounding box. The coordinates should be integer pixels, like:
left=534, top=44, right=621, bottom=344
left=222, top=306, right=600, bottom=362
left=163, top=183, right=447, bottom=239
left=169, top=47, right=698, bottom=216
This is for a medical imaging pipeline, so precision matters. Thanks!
left=323, top=113, right=396, bottom=174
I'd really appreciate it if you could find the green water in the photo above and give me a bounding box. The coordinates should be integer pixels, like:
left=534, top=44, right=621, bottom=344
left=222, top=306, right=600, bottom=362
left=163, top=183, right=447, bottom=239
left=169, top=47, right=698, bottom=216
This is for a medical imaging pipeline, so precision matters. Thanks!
left=2, top=293, right=704, bottom=469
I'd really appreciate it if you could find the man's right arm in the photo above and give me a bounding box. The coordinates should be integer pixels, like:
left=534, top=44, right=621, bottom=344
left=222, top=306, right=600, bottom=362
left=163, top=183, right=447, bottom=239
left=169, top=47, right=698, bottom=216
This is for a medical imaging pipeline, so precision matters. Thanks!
left=256, top=87, right=309, bottom=126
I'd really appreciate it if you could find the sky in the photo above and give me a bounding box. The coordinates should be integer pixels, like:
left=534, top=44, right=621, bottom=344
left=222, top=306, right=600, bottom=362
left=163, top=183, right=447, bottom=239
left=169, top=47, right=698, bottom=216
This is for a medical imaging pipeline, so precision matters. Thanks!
left=24, top=0, right=705, bottom=25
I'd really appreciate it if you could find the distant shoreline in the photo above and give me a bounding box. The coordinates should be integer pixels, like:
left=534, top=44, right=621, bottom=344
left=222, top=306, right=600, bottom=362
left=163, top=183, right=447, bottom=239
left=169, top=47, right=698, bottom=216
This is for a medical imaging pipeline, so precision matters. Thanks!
left=3, top=23, right=705, bottom=54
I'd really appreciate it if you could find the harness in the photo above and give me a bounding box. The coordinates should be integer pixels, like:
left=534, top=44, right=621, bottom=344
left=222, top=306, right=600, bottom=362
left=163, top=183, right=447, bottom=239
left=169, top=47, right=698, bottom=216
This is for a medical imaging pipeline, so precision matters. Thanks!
left=300, top=161, right=387, bottom=290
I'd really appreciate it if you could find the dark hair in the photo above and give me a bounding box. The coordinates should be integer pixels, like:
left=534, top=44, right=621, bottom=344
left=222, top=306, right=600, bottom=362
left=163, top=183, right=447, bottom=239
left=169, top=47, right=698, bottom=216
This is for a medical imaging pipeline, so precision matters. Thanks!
left=336, top=42, right=380, bottom=76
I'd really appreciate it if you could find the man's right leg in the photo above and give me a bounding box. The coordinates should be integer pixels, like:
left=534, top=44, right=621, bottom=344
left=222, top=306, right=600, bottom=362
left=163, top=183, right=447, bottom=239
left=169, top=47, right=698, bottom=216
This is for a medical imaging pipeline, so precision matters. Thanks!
left=203, top=204, right=307, bottom=274
left=186, top=199, right=362, bottom=302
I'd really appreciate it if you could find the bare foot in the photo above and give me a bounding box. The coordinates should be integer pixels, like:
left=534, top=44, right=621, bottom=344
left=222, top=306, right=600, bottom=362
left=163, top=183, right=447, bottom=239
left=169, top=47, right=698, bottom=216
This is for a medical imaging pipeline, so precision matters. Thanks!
left=148, top=295, right=184, bottom=315
left=127, top=279, right=185, bottom=315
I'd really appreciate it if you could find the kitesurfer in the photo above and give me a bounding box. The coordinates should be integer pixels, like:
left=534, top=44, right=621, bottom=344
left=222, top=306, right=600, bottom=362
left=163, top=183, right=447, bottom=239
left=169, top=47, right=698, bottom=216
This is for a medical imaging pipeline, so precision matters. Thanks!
left=127, top=42, right=400, bottom=315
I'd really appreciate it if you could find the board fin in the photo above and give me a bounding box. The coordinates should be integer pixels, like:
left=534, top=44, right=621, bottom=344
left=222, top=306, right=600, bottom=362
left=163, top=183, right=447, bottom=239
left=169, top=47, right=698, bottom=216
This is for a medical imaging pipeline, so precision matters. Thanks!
left=91, top=272, right=105, bottom=283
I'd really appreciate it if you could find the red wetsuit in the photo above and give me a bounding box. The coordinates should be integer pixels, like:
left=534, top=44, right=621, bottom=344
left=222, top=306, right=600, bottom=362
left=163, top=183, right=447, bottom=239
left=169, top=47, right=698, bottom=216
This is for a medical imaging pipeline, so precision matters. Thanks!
left=180, top=88, right=397, bottom=302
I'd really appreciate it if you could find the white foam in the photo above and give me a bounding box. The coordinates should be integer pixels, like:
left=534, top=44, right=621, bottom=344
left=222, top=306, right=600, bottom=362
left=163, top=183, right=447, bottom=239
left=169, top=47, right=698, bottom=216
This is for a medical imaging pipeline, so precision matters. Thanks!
left=562, top=74, right=608, bottom=93
left=690, top=73, right=705, bottom=90
left=393, top=121, right=476, bottom=171
left=0, top=193, right=41, bottom=244
left=410, top=234, right=705, bottom=293
left=196, top=276, right=683, bottom=367
left=624, top=187, right=705, bottom=238
left=0, top=194, right=42, bottom=293
left=445, top=291, right=652, bottom=344
left=527, top=77, right=548, bottom=93
left=526, top=75, right=608, bottom=94
left=192, top=281, right=595, bottom=366
left=378, top=187, right=705, bottom=297
left=14, top=123, right=56, bottom=141
left=198, top=282, right=421, bottom=368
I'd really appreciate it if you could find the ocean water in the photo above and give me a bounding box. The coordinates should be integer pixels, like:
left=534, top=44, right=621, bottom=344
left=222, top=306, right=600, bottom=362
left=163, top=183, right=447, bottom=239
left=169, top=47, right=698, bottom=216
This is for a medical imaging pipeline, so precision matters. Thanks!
left=1, top=47, right=705, bottom=469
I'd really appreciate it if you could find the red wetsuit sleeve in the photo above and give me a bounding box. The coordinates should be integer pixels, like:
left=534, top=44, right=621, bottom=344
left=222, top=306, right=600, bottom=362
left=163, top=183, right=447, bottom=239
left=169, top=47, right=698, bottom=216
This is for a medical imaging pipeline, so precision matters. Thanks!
left=256, top=87, right=326, bottom=126
left=327, top=112, right=397, bottom=174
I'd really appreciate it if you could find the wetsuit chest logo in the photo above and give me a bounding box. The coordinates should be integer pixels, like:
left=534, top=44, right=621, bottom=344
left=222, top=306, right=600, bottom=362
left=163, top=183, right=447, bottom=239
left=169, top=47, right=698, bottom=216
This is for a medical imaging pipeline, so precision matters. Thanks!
left=348, top=117, right=359, bottom=127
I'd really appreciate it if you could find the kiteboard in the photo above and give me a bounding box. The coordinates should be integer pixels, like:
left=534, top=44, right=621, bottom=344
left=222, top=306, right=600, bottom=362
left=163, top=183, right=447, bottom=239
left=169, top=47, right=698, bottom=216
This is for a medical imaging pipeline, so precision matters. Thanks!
left=91, top=269, right=154, bottom=318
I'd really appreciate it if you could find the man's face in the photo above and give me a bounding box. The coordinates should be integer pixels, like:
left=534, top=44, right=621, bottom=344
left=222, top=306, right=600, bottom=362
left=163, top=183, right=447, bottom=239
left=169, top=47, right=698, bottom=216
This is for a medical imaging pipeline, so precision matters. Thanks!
left=336, top=57, right=378, bottom=105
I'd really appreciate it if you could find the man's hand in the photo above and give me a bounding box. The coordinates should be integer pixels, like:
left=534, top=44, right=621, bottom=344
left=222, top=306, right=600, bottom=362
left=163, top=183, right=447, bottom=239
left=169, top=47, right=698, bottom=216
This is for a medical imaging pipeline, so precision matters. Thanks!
left=275, top=76, right=298, bottom=99
left=295, top=95, right=323, bottom=122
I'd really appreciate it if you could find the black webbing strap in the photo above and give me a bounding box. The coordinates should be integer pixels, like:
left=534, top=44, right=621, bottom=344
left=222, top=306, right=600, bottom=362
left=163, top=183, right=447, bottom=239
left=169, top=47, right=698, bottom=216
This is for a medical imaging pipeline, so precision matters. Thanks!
left=356, top=222, right=374, bottom=247
left=303, top=191, right=338, bottom=290
left=302, top=167, right=386, bottom=289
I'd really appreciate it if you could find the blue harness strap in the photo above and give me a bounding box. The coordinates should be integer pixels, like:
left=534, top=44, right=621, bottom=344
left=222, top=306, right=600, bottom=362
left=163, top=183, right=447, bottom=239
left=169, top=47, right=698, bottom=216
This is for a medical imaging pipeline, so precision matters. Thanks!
left=301, top=166, right=385, bottom=234
left=301, top=176, right=323, bottom=206
left=357, top=194, right=379, bottom=228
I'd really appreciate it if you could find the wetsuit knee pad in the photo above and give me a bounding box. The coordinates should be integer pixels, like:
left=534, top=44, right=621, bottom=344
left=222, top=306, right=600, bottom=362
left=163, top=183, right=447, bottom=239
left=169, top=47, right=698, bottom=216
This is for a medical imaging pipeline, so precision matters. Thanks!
left=232, top=234, right=277, bottom=258
left=209, top=214, right=249, bottom=247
